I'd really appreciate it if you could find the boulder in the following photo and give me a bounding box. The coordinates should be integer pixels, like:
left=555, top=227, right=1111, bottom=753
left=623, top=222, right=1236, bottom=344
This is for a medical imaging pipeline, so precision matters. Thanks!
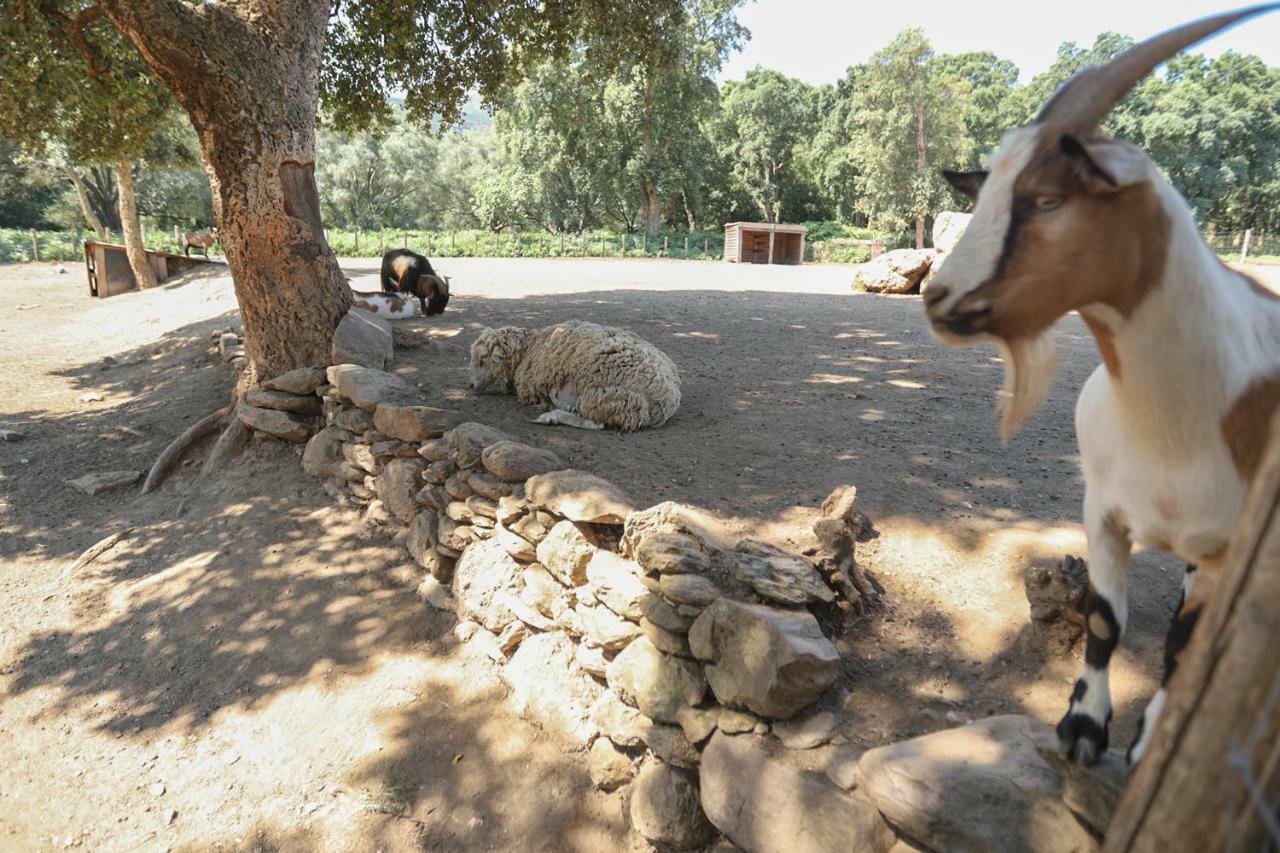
left=606, top=636, right=706, bottom=724
left=373, top=404, right=462, bottom=443
left=236, top=402, right=309, bottom=442
left=689, top=600, right=840, bottom=719
left=634, top=531, right=714, bottom=576
left=452, top=538, right=522, bottom=632
left=418, top=438, right=450, bottom=462
left=342, top=442, right=380, bottom=475
left=461, top=469, right=514, bottom=500
left=586, top=551, right=647, bottom=621
left=629, top=759, right=714, bottom=851
left=302, top=426, right=347, bottom=478
left=245, top=388, right=322, bottom=415
left=332, top=307, right=393, bottom=370
left=495, top=523, right=538, bottom=562
left=501, top=632, right=604, bottom=747
left=730, top=540, right=834, bottom=606
left=374, top=458, right=427, bottom=523
left=519, top=564, right=566, bottom=616
left=525, top=469, right=635, bottom=523
left=589, top=738, right=634, bottom=792
left=262, top=366, right=326, bottom=395
left=852, top=249, right=936, bottom=295
left=676, top=706, right=720, bottom=745
left=644, top=723, right=701, bottom=769
left=535, top=520, right=596, bottom=586
left=333, top=406, right=375, bottom=433
left=590, top=692, right=649, bottom=748
left=406, top=511, right=439, bottom=569
left=326, top=365, right=415, bottom=412
left=481, top=441, right=566, bottom=482
left=857, top=715, right=1127, bottom=853
left=622, top=502, right=734, bottom=556
left=511, top=511, right=552, bottom=545
left=575, top=601, right=642, bottom=651
left=932, top=211, right=972, bottom=253
left=659, top=573, right=724, bottom=608
left=640, top=593, right=694, bottom=633
left=772, top=711, right=837, bottom=750
left=446, top=422, right=513, bottom=469
left=643, top=616, right=693, bottom=657
left=700, top=732, right=893, bottom=853
left=66, top=470, right=141, bottom=495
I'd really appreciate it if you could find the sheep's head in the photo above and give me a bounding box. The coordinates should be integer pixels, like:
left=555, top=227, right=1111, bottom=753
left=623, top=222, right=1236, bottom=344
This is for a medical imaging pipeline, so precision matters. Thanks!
left=469, top=326, right=528, bottom=394
left=923, top=5, right=1276, bottom=437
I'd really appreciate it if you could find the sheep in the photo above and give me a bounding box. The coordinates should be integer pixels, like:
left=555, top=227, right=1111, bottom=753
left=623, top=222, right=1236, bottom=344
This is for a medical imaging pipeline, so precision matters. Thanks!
left=922, top=5, right=1280, bottom=769
left=380, top=248, right=450, bottom=316
left=179, top=228, right=218, bottom=257
left=469, top=320, right=681, bottom=431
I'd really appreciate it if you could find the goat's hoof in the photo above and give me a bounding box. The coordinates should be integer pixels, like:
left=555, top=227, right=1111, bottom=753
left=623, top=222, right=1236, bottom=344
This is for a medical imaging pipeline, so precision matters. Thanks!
left=1057, top=711, right=1109, bottom=767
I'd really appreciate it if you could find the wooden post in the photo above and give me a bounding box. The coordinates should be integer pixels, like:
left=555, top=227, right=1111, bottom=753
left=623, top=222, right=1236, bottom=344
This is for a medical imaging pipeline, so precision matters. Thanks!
left=559, top=233, right=565, bottom=256
left=703, top=238, right=708, bottom=258
left=29, top=229, right=39, bottom=262
left=684, top=236, right=689, bottom=259
left=173, top=224, right=180, bottom=246
left=451, top=231, right=456, bottom=251
left=1103, top=417, right=1280, bottom=853
left=620, top=234, right=626, bottom=253
left=767, top=229, right=776, bottom=265
left=664, top=236, right=669, bottom=255
left=403, top=232, right=408, bottom=249
left=1241, top=228, right=1253, bottom=263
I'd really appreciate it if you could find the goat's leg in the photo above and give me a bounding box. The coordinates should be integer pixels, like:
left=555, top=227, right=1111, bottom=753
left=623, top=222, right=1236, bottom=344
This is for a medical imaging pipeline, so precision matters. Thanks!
left=1127, top=563, right=1206, bottom=766
left=531, top=409, right=605, bottom=430
left=1058, top=498, right=1131, bottom=766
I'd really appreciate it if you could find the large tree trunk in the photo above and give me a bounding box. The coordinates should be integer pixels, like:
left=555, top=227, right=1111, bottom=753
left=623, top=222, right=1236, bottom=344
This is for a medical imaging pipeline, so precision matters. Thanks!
left=115, top=157, right=158, bottom=290
left=99, top=0, right=350, bottom=381
left=917, top=99, right=927, bottom=250
left=1103, top=421, right=1280, bottom=852
left=641, top=180, right=662, bottom=237
left=84, top=165, right=122, bottom=232
left=64, top=166, right=107, bottom=239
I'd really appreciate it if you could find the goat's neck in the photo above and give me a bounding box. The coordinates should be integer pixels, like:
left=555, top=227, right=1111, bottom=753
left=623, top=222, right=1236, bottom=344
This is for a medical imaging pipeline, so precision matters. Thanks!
left=1080, top=186, right=1280, bottom=455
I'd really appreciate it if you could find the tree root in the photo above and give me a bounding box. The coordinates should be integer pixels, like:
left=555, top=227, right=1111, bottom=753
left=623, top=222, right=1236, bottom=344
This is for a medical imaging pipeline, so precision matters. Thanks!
left=140, top=406, right=231, bottom=494
left=69, top=528, right=133, bottom=573
left=198, top=416, right=251, bottom=481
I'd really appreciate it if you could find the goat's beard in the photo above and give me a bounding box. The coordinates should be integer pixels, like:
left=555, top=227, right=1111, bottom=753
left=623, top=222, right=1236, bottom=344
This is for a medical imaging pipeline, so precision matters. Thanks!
left=994, top=334, right=1057, bottom=440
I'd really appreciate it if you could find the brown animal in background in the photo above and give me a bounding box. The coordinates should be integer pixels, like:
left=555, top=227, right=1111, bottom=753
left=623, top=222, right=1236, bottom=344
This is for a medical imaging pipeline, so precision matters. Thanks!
left=180, top=228, right=218, bottom=258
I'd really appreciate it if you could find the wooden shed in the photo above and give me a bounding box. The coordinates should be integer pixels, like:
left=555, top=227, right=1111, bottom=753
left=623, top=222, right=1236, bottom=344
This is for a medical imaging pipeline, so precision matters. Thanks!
left=84, top=241, right=212, bottom=298
left=723, top=222, right=807, bottom=265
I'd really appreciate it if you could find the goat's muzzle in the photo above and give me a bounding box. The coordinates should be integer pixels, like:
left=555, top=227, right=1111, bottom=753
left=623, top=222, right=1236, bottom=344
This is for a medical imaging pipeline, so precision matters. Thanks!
left=925, top=285, right=993, bottom=339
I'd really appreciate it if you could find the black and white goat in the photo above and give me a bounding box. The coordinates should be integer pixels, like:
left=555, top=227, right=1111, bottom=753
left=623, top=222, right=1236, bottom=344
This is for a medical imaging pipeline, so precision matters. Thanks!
left=380, top=248, right=450, bottom=316
left=923, top=5, right=1280, bottom=767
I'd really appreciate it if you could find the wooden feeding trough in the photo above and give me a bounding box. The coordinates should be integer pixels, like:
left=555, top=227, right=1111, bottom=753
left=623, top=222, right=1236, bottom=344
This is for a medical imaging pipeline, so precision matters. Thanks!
left=723, top=222, right=807, bottom=265
left=84, top=241, right=213, bottom=298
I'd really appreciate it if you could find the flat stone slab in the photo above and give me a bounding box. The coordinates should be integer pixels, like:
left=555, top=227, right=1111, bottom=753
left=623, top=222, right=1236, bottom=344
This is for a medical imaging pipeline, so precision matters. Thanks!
left=326, top=365, right=416, bottom=412
left=66, top=470, right=141, bottom=495
left=525, top=469, right=635, bottom=523
left=332, top=307, right=393, bottom=369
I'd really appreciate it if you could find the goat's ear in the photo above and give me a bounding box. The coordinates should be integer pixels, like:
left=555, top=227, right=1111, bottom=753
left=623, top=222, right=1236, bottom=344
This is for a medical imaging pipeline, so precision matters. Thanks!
left=943, top=169, right=987, bottom=200
left=1060, top=134, right=1149, bottom=192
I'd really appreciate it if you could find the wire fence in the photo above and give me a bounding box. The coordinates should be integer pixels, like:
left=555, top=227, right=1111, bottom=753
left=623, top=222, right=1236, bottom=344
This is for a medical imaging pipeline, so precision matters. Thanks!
left=1206, top=229, right=1280, bottom=264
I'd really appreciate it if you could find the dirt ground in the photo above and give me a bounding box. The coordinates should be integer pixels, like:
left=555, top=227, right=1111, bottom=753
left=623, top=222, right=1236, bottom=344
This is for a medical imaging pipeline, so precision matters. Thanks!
left=3, top=257, right=1277, bottom=851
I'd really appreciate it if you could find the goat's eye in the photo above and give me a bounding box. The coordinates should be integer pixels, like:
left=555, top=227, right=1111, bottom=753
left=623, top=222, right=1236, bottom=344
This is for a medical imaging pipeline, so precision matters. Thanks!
left=1035, top=195, right=1064, bottom=211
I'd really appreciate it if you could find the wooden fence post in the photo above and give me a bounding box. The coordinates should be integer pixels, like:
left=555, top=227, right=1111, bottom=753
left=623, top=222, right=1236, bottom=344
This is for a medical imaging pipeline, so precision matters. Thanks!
left=559, top=233, right=565, bottom=256
left=684, top=236, right=689, bottom=259
left=29, top=229, right=39, bottom=262
left=1241, top=228, right=1253, bottom=263
left=403, top=232, right=408, bottom=249
left=173, top=224, right=180, bottom=246
left=703, top=238, right=708, bottom=257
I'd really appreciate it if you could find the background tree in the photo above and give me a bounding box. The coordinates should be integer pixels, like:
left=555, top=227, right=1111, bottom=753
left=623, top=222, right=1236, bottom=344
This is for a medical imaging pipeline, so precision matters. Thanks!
left=852, top=29, right=971, bottom=248
left=935, top=51, right=1020, bottom=169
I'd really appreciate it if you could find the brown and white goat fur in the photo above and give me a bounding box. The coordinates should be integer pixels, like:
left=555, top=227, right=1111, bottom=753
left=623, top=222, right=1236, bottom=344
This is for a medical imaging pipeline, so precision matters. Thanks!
left=179, top=228, right=218, bottom=258
left=924, top=5, right=1280, bottom=768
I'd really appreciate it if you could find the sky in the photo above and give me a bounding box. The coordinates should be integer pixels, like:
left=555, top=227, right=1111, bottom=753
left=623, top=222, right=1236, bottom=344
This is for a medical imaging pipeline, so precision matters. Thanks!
left=718, top=1, right=1280, bottom=85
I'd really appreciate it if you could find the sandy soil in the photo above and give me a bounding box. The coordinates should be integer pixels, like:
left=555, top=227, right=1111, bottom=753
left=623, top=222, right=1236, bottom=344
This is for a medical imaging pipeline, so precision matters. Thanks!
left=2, top=257, right=1276, bottom=851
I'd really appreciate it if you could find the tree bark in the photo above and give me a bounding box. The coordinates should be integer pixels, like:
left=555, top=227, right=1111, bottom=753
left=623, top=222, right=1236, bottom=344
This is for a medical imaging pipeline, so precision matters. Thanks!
left=917, top=98, right=927, bottom=250
left=115, top=157, right=158, bottom=289
left=641, top=180, right=662, bottom=237
left=1103, top=420, right=1280, bottom=852
left=65, top=165, right=107, bottom=239
left=99, top=0, right=350, bottom=380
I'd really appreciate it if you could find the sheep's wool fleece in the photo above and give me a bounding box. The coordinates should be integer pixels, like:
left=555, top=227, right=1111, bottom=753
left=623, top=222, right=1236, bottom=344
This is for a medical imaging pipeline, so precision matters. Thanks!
left=512, top=321, right=681, bottom=431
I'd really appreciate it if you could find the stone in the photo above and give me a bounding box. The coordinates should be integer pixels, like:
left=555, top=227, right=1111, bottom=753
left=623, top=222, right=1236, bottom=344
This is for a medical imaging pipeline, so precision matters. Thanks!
left=640, top=593, right=694, bottom=633
left=496, top=621, right=529, bottom=655
left=510, top=512, right=551, bottom=544
left=415, top=486, right=447, bottom=512
left=520, top=564, right=566, bottom=616
left=701, top=732, right=894, bottom=853
left=373, top=404, right=462, bottom=443
left=342, top=442, right=380, bottom=474
left=332, top=307, right=393, bottom=369
left=536, top=521, right=596, bottom=586
left=643, top=617, right=693, bottom=657
left=590, top=692, right=649, bottom=748
left=606, top=637, right=706, bottom=724
left=576, top=601, right=642, bottom=651
left=689, top=600, right=840, bottom=719
left=0, top=428, right=26, bottom=442
left=333, top=407, right=375, bottom=433
left=446, top=422, right=513, bottom=469
left=465, top=495, right=498, bottom=519
left=262, top=366, right=326, bottom=395
left=235, top=403, right=309, bottom=441
left=444, top=473, right=473, bottom=501
left=586, top=551, right=646, bottom=621
left=622, top=502, right=735, bottom=556
left=659, top=573, right=724, bottom=608
left=823, top=749, right=862, bottom=790
left=852, top=248, right=937, bottom=295
left=302, top=427, right=346, bottom=478
left=418, top=438, right=450, bottom=462
left=406, top=511, right=439, bottom=569
left=676, top=706, right=720, bottom=744
left=1025, top=554, right=1088, bottom=646
left=717, top=710, right=758, bottom=735
left=495, top=523, right=538, bottom=562
left=326, top=365, right=415, bottom=412
left=571, top=644, right=605, bottom=678
left=773, top=711, right=837, bottom=750
left=375, top=458, right=427, bottom=523
left=245, top=388, right=322, bottom=416
left=857, top=715, right=1127, bottom=853
left=481, top=440, right=566, bottom=482
left=589, top=738, right=633, bottom=792
left=629, top=759, right=714, bottom=851
left=634, top=531, right=713, bottom=575
left=424, top=459, right=455, bottom=485
left=65, top=470, right=141, bottom=495
left=371, top=439, right=408, bottom=459
left=496, top=494, right=529, bottom=524
left=363, top=499, right=392, bottom=526
left=416, top=575, right=453, bottom=611
left=525, top=469, right=636, bottom=523
left=932, top=210, right=972, bottom=253
left=644, top=724, right=701, bottom=769
left=446, top=501, right=476, bottom=523
left=500, top=591, right=554, bottom=631
left=218, top=332, right=241, bottom=361
left=461, top=469, right=514, bottom=500
left=501, top=632, right=604, bottom=747
left=452, top=539, right=521, bottom=632
left=730, top=540, right=834, bottom=606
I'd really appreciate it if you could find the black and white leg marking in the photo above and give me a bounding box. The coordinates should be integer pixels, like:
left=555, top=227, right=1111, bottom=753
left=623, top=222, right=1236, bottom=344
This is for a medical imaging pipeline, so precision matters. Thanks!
left=1058, top=503, right=1131, bottom=766
left=1128, top=564, right=1202, bottom=766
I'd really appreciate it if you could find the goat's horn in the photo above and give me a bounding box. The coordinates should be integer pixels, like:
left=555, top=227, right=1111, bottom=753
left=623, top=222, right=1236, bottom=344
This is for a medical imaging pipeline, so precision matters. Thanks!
left=1037, top=4, right=1279, bottom=132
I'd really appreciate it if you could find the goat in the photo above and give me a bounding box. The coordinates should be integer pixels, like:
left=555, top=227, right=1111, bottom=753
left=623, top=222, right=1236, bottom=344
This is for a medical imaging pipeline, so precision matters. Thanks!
left=923, top=5, right=1280, bottom=768
left=179, top=228, right=218, bottom=258
left=350, top=290, right=418, bottom=320
left=380, top=248, right=450, bottom=316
